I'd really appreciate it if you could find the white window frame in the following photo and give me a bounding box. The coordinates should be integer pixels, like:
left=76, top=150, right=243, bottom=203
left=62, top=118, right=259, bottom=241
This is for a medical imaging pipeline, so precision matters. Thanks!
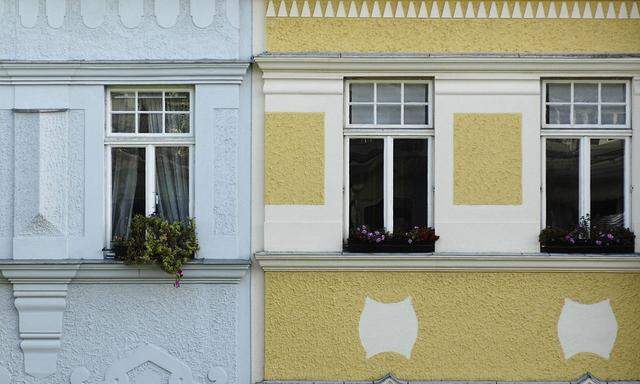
left=343, top=80, right=434, bottom=240
left=541, top=79, right=631, bottom=129
left=105, top=87, right=195, bottom=247
left=345, top=79, right=433, bottom=129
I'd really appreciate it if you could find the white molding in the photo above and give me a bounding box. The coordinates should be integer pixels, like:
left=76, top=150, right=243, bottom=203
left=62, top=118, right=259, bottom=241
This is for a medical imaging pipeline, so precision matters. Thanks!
left=0, top=61, right=250, bottom=85
left=255, top=252, right=640, bottom=271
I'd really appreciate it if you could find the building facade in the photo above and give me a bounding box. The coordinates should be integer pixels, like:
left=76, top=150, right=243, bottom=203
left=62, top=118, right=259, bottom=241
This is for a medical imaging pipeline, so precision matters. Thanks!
left=0, top=1, right=252, bottom=383
left=252, top=1, right=640, bottom=383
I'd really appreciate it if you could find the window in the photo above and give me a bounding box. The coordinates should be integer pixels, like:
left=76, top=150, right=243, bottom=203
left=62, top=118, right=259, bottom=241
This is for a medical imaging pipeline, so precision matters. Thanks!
left=344, top=80, right=433, bottom=238
left=542, top=80, right=630, bottom=230
left=106, top=89, right=194, bottom=242
left=543, top=80, right=630, bottom=128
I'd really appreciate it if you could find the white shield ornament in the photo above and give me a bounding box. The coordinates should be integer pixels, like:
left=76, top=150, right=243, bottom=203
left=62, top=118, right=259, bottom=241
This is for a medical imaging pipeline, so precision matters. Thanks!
left=358, top=296, right=419, bottom=359
left=557, top=298, right=618, bottom=359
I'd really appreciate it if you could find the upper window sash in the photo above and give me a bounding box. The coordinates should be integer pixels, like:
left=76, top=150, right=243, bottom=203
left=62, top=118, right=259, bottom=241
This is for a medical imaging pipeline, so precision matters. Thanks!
left=345, top=80, right=433, bottom=129
left=542, top=80, right=631, bottom=129
left=106, top=88, right=194, bottom=138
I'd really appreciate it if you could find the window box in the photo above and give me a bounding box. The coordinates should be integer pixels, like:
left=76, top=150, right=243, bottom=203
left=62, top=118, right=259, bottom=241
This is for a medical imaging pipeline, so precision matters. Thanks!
left=539, top=217, right=635, bottom=255
left=346, top=239, right=435, bottom=253
left=346, top=225, right=438, bottom=254
left=541, top=243, right=634, bottom=254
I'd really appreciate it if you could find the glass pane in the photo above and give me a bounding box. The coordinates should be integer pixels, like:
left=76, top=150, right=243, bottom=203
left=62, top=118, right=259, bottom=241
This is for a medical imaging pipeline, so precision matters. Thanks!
left=156, top=147, right=190, bottom=222
left=591, top=139, right=624, bottom=227
left=546, top=104, right=570, bottom=125
left=138, top=92, right=162, bottom=111
left=349, top=139, right=384, bottom=232
left=404, top=84, right=428, bottom=103
left=112, top=114, right=135, bottom=133
left=350, top=83, right=374, bottom=102
left=377, top=84, right=401, bottom=103
left=165, top=92, right=190, bottom=111
left=601, top=105, right=626, bottom=125
left=546, top=83, right=570, bottom=102
left=601, top=83, right=625, bottom=103
left=377, top=105, right=401, bottom=124
left=349, top=105, right=374, bottom=124
left=546, top=139, right=579, bottom=229
left=574, top=105, right=597, bottom=125
left=574, top=83, right=598, bottom=102
left=139, top=113, right=163, bottom=133
left=111, top=92, right=135, bottom=111
left=404, top=105, right=427, bottom=125
left=393, top=139, right=428, bottom=233
left=165, top=114, right=190, bottom=133
left=111, top=147, right=145, bottom=239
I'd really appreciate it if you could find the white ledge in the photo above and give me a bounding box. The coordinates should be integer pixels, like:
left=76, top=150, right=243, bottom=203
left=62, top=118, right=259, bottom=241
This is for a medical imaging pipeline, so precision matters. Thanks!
left=254, top=252, right=640, bottom=272
left=0, top=260, right=250, bottom=284
left=0, top=61, right=250, bottom=85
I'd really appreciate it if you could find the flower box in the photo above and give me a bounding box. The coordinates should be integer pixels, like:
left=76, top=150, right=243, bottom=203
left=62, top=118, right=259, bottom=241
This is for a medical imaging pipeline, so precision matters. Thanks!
left=345, top=225, right=438, bottom=254
left=539, top=216, right=635, bottom=255
left=346, top=240, right=435, bottom=253
left=541, top=243, right=635, bottom=254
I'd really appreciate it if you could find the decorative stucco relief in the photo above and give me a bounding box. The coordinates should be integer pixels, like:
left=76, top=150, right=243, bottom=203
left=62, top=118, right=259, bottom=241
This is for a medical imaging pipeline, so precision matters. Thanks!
left=119, top=0, right=144, bottom=28
left=46, top=0, right=66, bottom=28
left=191, top=0, right=216, bottom=28
left=213, top=109, right=239, bottom=236
left=0, top=111, right=14, bottom=238
left=359, top=297, right=418, bottom=359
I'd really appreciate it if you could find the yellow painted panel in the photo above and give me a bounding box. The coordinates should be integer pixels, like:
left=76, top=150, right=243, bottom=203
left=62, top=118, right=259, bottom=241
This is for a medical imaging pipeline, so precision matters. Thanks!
left=264, top=271, right=640, bottom=381
left=265, top=112, right=325, bottom=205
left=454, top=113, right=522, bottom=205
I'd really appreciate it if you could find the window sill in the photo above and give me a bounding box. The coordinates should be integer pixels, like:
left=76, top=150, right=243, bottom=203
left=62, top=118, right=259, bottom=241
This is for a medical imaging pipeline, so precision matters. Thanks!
left=254, top=251, right=640, bottom=272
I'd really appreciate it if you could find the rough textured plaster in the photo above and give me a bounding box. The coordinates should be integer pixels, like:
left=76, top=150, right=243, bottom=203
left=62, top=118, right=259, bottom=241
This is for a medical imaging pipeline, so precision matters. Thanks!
left=0, top=111, right=14, bottom=238
left=0, top=283, right=241, bottom=384
left=67, top=111, right=85, bottom=236
left=265, top=18, right=640, bottom=54
left=0, top=0, right=239, bottom=60
left=264, top=272, right=640, bottom=381
left=214, top=109, right=239, bottom=236
left=453, top=113, right=522, bottom=205
left=264, top=113, right=325, bottom=205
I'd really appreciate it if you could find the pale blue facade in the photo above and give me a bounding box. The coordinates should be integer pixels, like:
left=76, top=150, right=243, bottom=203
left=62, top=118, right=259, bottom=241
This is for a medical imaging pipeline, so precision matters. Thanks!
left=0, top=1, right=252, bottom=383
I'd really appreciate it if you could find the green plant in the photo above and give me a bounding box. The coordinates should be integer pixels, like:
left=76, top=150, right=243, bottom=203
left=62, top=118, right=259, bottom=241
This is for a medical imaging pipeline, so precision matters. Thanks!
left=125, top=214, right=199, bottom=287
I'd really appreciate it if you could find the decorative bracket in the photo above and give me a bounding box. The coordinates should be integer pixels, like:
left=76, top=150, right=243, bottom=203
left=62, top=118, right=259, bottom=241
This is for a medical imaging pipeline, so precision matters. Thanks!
left=1, top=264, right=80, bottom=378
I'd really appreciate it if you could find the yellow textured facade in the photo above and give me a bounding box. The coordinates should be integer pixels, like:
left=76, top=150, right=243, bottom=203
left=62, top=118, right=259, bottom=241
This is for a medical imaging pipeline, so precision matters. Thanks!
left=264, top=112, right=325, bottom=205
left=453, top=113, right=522, bottom=205
left=264, top=271, right=640, bottom=381
left=266, top=0, right=640, bottom=54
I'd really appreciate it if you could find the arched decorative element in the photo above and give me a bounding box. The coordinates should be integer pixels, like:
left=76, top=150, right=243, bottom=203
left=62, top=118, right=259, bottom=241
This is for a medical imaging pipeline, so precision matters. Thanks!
left=80, top=0, right=105, bottom=28
left=46, top=0, right=66, bottom=28
left=155, top=0, right=180, bottom=28
left=191, top=0, right=216, bottom=28
left=225, top=0, right=239, bottom=28
left=18, top=0, right=39, bottom=28
left=119, top=0, right=143, bottom=28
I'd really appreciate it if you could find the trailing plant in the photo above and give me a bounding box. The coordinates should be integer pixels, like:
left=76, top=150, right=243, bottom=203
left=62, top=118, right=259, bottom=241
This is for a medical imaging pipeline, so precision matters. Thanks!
left=124, top=214, right=199, bottom=287
left=348, top=224, right=438, bottom=245
left=405, top=226, right=440, bottom=245
left=539, top=215, right=634, bottom=251
left=350, top=225, right=389, bottom=244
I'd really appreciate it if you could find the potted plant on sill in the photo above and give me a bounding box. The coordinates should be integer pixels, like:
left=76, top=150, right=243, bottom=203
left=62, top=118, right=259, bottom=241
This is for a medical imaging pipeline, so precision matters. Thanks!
left=346, top=225, right=439, bottom=253
left=539, top=215, right=635, bottom=254
left=107, top=214, right=199, bottom=286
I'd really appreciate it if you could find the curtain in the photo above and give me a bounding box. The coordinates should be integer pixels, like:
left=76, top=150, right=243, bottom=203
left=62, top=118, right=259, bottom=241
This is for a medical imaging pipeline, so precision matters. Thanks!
left=111, top=148, right=143, bottom=239
left=155, top=147, right=190, bottom=222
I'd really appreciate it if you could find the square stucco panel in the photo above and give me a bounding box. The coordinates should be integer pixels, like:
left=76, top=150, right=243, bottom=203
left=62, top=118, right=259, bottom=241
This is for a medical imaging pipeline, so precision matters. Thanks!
left=265, top=112, right=325, bottom=205
left=453, top=113, right=522, bottom=205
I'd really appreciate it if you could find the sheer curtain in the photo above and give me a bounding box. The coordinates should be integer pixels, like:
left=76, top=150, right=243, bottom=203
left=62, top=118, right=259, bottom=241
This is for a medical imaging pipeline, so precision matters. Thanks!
left=111, top=148, right=143, bottom=239
left=155, top=147, right=190, bottom=222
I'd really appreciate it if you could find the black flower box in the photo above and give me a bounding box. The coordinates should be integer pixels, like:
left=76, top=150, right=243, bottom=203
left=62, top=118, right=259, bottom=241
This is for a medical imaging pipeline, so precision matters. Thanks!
left=111, top=244, right=129, bottom=260
left=541, top=244, right=635, bottom=254
left=345, top=240, right=435, bottom=253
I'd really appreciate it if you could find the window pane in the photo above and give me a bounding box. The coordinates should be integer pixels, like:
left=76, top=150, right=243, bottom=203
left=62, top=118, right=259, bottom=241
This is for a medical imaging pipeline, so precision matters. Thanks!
left=404, top=84, right=428, bottom=103
left=574, top=105, right=597, bottom=125
left=165, top=92, right=190, bottom=111
left=138, top=92, right=162, bottom=111
left=349, top=139, right=384, bottom=232
left=546, top=139, right=579, bottom=229
left=546, top=104, right=570, bottom=125
left=139, top=113, right=163, bottom=133
left=377, top=105, right=401, bottom=124
left=546, top=84, right=570, bottom=102
left=591, top=139, right=624, bottom=227
left=111, top=147, right=145, bottom=239
left=165, top=114, right=190, bottom=133
left=574, top=83, right=598, bottom=102
left=601, top=105, right=626, bottom=125
left=350, top=105, right=374, bottom=124
left=404, top=105, right=428, bottom=125
left=156, top=147, right=190, bottom=223
left=377, top=84, right=401, bottom=102
left=350, top=83, right=374, bottom=102
left=111, top=92, right=135, bottom=111
left=601, top=84, right=625, bottom=103
left=112, top=114, right=135, bottom=133
left=393, top=139, right=428, bottom=233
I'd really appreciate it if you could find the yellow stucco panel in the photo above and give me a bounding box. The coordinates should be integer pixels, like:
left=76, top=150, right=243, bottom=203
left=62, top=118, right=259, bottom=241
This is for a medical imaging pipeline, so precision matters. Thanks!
left=265, top=1, right=640, bottom=53
left=264, top=271, right=640, bottom=381
left=453, top=113, right=522, bottom=205
left=265, top=112, right=325, bottom=205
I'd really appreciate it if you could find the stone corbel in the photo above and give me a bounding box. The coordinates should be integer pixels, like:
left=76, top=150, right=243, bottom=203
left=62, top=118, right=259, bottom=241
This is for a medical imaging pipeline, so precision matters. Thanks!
left=1, top=264, right=80, bottom=378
